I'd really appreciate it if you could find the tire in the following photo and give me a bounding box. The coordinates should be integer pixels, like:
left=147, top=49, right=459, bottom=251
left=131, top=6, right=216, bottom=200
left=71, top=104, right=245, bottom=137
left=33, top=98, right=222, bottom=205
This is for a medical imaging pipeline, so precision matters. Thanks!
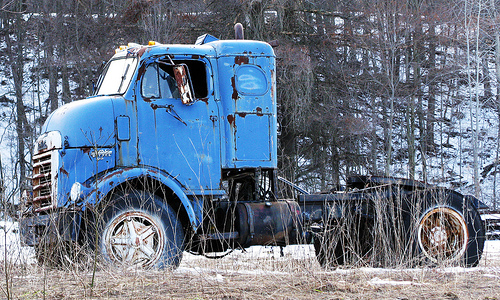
left=313, top=226, right=347, bottom=268
left=94, top=190, right=184, bottom=269
left=408, top=189, right=485, bottom=267
left=314, top=216, right=373, bottom=268
left=35, top=241, right=73, bottom=268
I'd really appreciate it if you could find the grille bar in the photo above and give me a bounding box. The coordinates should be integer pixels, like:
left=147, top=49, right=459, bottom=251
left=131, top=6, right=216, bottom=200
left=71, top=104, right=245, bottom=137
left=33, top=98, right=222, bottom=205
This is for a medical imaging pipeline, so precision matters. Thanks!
left=31, top=150, right=55, bottom=212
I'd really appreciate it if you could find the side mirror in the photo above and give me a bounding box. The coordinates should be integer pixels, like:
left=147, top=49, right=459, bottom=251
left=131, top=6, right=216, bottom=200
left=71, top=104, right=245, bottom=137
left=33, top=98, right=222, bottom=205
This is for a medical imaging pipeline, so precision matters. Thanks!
left=173, top=64, right=195, bottom=105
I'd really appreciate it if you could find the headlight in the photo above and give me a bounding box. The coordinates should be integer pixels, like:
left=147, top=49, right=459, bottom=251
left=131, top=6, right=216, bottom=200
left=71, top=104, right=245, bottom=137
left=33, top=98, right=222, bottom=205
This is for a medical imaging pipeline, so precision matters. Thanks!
left=70, top=182, right=83, bottom=202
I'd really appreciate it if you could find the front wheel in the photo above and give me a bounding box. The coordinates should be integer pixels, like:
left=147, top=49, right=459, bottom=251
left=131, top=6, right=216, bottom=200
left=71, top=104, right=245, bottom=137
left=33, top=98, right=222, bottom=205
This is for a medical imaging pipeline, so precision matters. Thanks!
left=93, top=190, right=184, bottom=269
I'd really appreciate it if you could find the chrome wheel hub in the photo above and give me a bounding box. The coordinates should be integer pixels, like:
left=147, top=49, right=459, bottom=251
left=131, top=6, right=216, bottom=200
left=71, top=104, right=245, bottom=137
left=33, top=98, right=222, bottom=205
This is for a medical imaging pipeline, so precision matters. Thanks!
left=417, top=207, right=468, bottom=264
left=104, top=211, right=164, bottom=268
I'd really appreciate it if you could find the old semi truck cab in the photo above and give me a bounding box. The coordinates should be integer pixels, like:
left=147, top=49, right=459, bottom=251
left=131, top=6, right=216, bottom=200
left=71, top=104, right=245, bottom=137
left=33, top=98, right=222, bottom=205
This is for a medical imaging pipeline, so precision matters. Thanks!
left=21, top=32, right=297, bottom=268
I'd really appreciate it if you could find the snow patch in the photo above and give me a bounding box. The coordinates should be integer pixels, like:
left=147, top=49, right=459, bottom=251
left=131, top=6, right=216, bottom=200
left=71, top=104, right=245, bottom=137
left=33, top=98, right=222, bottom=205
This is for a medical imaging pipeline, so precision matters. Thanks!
left=368, top=276, right=424, bottom=286
left=0, top=221, right=36, bottom=265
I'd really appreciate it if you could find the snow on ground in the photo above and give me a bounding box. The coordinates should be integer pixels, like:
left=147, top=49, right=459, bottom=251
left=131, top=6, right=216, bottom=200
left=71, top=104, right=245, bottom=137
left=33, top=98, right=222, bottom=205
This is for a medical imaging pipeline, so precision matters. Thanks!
left=368, top=277, right=425, bottom=286
left=482, top=238, right=500, bottom=265
left=0, top=221, right=35, bottom=265
left=175, top=241, right=500, bottom=287
left=1, top=220, right=500, bottom=287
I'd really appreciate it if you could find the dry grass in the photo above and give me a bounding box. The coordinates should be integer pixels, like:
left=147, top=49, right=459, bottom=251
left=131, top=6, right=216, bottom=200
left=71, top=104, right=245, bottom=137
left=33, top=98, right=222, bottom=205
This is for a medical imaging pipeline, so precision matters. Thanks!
left=5, top=243, right=500, bottom=300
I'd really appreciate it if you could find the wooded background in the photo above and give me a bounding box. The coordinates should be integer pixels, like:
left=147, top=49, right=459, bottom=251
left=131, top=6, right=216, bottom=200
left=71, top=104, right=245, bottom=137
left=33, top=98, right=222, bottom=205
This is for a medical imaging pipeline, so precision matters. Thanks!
left=1, top=0, right=500, bottom=209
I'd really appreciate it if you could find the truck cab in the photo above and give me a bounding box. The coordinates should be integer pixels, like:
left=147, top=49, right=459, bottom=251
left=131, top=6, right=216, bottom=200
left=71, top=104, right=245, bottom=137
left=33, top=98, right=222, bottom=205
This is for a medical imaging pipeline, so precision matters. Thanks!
left=20, top=32, right=296, bottom=268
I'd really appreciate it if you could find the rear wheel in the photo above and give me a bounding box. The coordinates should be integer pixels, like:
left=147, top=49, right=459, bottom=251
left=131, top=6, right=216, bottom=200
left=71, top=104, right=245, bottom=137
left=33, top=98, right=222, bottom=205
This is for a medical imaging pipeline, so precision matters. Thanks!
left=94, top=190, right=184, bottom=269
left=410, top=189, right=485, bottom=267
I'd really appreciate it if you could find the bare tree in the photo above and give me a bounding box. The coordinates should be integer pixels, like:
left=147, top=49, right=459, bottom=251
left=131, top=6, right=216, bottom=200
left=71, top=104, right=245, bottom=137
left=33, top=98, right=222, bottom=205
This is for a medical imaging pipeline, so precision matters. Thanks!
left=3, top=0, right=30, bottom=194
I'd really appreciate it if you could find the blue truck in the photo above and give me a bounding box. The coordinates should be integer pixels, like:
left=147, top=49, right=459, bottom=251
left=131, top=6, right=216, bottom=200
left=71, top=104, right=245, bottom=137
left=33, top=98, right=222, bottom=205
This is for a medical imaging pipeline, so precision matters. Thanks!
left=20, top=26, right=485, bottom=269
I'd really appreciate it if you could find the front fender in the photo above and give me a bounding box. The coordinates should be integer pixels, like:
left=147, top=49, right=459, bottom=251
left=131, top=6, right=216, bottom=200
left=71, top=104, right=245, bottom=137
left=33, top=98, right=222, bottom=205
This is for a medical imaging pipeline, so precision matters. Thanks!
left=78, top=167, right=200, bottom=229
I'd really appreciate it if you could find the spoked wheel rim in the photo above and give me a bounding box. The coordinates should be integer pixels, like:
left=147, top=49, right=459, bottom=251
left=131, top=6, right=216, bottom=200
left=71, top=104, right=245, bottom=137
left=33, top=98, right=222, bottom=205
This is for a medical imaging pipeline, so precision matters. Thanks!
left=103, top=210, right=165, bottom=268
left=417, top=206, right=468, bottom=264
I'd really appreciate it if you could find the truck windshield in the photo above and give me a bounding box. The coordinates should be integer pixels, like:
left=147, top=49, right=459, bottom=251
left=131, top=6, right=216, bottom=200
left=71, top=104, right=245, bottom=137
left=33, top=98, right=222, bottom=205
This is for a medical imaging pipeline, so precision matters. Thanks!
left=95, top=57, right=138, bottom=96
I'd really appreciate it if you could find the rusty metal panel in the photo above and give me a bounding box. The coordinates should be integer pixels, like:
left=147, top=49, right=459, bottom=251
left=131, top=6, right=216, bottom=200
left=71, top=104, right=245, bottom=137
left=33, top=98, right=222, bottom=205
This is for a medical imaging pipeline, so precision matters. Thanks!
left=217, top=49, right=277, bottom=169
left=136, top=56, right=220, bottom=192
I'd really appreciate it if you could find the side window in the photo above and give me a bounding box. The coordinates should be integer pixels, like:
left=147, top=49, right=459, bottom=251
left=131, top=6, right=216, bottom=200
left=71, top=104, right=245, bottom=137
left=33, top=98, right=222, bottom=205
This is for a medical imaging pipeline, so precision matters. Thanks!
left=141, top=59, right=209, bottom=100
left=174, top=60, right=208, bottom=98
left=142, top=64, right=160, bottom=98
left=141, top=63, right=180, bottom=99
left=159, top=65, right=180, bottom=98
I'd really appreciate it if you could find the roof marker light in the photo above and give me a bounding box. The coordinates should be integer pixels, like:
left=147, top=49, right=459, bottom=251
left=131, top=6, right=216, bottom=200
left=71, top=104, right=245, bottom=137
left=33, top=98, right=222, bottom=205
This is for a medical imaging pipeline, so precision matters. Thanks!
left=128, top=43, right=140, bottom=48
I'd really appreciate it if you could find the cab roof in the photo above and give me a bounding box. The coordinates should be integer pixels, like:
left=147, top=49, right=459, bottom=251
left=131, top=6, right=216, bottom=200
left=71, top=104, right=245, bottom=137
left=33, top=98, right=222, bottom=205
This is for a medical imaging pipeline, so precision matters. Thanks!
left=113, top=39, right=275, bottom=60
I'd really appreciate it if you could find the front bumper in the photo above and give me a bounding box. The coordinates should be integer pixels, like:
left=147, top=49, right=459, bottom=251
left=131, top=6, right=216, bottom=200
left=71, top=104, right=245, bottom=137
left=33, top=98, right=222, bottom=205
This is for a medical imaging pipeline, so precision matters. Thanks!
left=20, top=209, right=83, bottom=247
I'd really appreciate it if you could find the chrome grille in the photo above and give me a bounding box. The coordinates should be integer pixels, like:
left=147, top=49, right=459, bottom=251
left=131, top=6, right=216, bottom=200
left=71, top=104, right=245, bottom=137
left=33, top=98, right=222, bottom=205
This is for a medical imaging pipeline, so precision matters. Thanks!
left=31, top=151, right=55, bottom=212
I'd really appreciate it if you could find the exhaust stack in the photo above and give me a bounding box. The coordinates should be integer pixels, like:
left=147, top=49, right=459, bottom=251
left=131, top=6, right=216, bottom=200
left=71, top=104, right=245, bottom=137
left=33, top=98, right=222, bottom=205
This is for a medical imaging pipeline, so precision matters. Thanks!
left=234, top=23, right=244, bottom=40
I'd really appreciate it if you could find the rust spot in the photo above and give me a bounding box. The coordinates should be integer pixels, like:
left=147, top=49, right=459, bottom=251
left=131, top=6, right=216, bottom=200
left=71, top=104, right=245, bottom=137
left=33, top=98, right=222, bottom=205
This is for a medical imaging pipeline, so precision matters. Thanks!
left=109, top=181, right=114, bottom=186
left=137, top=47, right=147, bottom=57
left=237, top=112, right=247, bottom=118
left=192, top=55, right=200, bottom=59
left=227, top=114, right=235, bottom=128
left=82, top=147, right=91, bottom=154
left=154, top=111, right=157, bottom=129
left=231, top=77, right=239, bottom=101
left=199, top=98, right=209, bottom=105
left=235, top=56, right=249, bottom=65
left=101, top=167, right=133, bottom=181
left=124, top=99, right=134, bottom=108
left=151, top=103, right=159, bottom=110
left=143, top=97, right=152, bottom=103
left=59, top=167, right=69, bottom=176
left=256, top=107, right=263, bottom=116
left=137, top=63, right=147, bottom=78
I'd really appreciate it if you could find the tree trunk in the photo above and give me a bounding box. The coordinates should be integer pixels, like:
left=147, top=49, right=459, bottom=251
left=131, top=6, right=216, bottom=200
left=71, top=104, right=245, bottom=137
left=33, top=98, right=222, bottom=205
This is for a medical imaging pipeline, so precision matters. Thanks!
left=5, top=9, right=28, bottom=193
left=472, top=1, right=482, bottom=197
left=493, top=0, right=500, bottom=209
left=47, top=44, right=59, bottom=112
left=426, top=22, right=436, bottom=154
